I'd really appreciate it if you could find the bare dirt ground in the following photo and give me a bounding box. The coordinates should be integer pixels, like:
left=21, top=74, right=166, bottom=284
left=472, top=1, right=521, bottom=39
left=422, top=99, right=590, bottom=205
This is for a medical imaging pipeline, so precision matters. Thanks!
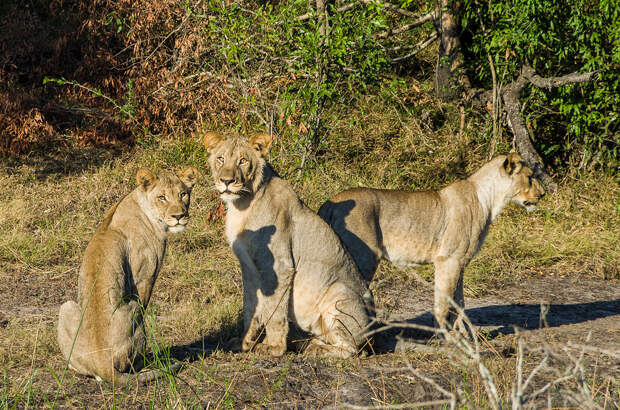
left=1, top=264, right=618, bottom=408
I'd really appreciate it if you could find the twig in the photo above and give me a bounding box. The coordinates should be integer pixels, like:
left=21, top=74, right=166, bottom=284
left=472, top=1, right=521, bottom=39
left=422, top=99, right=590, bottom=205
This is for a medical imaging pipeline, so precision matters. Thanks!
left=439, top=294, right=501, bottom=410
left=376, top=12, right=435, bottom=39
left=360, top=0, right=430, bottom=19
left=389, top=31, right=438, bottom=64
left=340, top=399, right=454, bottom=409
left=565, top=342, right=620, bottom=359
left=298, top=2, right=357, bottom=21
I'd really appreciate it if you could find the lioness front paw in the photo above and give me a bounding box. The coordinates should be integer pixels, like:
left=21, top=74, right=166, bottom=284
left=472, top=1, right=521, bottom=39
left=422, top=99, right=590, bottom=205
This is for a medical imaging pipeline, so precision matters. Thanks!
left=252, top=342, right=286, bottom=357
left=241, top=337, right=259, bottom=352
left=304, top=339, right=356, bottom=359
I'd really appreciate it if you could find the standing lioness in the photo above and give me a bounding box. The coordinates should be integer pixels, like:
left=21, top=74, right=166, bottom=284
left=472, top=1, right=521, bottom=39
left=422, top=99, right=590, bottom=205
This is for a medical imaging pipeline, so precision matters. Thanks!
left=57, top=167, right=198, bottom=384
left=204, top=132, right=373, bottom=358
left=319, top=153, right=544, bottom=328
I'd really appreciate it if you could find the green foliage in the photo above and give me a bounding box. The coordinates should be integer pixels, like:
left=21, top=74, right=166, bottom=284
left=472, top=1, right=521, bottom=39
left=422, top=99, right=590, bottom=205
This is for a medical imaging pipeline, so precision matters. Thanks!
left=187, top=0, right=389, bottom=169
left=461, top=0, right=619, bottom=168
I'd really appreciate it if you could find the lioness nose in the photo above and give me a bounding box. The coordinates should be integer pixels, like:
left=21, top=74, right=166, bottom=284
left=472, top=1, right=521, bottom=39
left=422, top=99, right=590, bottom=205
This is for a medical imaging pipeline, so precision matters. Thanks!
left=220, top=178, right=234, bottom=186
left=172, top=212, right=185, bottom=221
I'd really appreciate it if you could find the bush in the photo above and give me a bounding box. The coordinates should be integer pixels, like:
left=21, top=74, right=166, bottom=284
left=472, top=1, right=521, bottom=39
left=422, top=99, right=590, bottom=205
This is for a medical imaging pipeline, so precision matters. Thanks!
left=461, top=0, right=619, bottom=168
left=0, top=0, right=132, bottom=154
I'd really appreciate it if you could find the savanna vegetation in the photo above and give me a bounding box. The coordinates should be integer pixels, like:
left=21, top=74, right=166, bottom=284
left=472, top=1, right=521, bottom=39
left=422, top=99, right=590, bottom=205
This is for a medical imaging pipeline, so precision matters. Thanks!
left=0, top=0, right=618, bottom=408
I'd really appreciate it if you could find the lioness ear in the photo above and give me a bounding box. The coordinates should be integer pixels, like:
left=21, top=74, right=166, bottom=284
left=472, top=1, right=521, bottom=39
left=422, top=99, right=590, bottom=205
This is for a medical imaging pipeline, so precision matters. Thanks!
left=136, top=169, right=157, bottom=192
left=503, top=151, right=523, bottom=175
left=203, top=132, right=226, bottom=152
left=249, top=132, right=273, bottom=157
left=178, top=166, right=199, bottom=190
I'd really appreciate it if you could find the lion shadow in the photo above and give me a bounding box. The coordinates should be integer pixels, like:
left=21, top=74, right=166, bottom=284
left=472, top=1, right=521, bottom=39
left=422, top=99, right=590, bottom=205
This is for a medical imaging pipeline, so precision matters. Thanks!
left=169, top=225, right=279, bottom=363
left=375, top=299, right=620, bottom=352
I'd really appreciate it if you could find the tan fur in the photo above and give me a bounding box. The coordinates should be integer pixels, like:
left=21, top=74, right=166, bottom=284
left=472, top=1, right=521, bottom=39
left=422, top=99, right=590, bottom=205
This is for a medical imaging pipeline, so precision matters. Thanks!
left=318, top=153, right=544, bottom=328
left=57, top=166, right=198, bottom=384
left=204, top=132, right=373, bottom=358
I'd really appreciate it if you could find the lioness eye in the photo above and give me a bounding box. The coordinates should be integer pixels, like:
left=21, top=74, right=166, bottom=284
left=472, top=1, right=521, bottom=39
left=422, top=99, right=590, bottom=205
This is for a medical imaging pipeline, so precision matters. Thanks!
left=180, top=192, right=187, bottom=199
left=239, top=158, right=247, bottom=166
left=217, top=156, right=224, bottom=164
left=158, top=195, right=166, bottom=201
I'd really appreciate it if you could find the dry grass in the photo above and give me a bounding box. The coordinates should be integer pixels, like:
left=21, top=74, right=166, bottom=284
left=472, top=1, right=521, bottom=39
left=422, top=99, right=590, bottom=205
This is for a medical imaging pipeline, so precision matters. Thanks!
left=0, top=85, right=618, bottom=407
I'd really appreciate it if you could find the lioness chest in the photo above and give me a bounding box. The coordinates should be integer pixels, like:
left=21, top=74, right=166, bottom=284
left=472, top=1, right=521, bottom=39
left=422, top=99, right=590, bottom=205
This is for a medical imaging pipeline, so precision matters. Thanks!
left=224, top=203, right=273, bottom=274
left=225, top=206, right=251, bottom=246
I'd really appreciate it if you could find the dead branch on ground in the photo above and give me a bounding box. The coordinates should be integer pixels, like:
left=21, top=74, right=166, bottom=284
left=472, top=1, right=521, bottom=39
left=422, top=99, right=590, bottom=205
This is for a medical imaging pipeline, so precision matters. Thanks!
left=363, top=296, right=614, bottom=409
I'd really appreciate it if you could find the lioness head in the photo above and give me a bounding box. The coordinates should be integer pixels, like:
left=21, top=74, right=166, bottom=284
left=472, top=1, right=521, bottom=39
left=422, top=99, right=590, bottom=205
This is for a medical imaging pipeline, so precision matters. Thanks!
left=136, top=166, right=199, bottom=232
left=203, top=132, right=272, bottom=202
left=501, top=152, right=545, bottom=212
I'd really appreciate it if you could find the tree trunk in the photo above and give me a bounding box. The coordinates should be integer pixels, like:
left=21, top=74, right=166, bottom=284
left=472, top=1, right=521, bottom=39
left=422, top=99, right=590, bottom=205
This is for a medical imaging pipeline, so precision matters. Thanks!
left=315, top=0, right=330, bottom=41
left=433, top=0, right=469, bottom=101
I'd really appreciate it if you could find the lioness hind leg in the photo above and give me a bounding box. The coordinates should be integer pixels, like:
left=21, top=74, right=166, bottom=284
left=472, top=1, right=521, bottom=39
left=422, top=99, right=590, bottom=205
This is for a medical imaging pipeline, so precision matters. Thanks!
left=304, top=337, right=356, bottom=359
left=433, top=257, right=465, bottom=330
left=57, top=301, right=91, bottom=376
left=307, top=284, right=369, bottom=358
left=109, top=301, right=146, bottom=374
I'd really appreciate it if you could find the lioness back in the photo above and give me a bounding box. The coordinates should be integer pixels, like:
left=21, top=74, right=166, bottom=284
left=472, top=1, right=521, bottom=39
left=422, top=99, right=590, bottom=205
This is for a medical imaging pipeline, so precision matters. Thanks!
left=318, top=188, right=447, bottom=281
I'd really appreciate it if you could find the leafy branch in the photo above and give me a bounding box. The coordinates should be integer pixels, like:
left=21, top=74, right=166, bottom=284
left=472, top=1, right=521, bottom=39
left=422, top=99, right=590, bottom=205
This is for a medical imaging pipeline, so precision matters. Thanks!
left=43, top=77, right=140, bottom=126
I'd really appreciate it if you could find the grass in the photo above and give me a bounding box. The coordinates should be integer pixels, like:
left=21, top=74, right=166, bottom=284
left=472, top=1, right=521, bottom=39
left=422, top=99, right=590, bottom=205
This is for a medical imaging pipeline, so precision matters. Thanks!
left=0, top=82, right=618, bottom=407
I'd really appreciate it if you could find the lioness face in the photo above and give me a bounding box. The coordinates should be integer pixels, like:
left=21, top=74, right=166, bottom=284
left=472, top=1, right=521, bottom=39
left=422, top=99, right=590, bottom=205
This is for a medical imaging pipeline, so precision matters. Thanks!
left=503, top=153, right=545, bottom=212
left=137, top=167, right=198, bottom=232
left=203, top=132, right=272, bottom=202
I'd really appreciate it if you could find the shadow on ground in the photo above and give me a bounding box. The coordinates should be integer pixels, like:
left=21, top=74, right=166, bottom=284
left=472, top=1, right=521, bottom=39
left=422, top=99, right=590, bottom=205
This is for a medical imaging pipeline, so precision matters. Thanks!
left=169, top=317, right=244, bottom=363
left=377, top=299, right=620, bottom=351
left=163, top=299, right=620, bottom=359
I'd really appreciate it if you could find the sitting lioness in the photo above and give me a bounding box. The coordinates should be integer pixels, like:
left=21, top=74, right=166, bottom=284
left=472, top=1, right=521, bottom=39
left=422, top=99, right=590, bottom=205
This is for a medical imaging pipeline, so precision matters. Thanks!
left=318, top=152, right=544, bottom=328
left=203, top=132, right=373, bottom=358
left=57, top=166, right=198, bottom=384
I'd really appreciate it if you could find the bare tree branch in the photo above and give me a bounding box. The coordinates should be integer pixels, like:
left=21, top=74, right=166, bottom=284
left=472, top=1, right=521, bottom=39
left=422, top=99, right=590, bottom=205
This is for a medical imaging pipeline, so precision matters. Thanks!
left=502, top=65, right=598, bottom=192
left=522, top=65, right=599, bottom=90
left=501, top=74, right=558, bottom=190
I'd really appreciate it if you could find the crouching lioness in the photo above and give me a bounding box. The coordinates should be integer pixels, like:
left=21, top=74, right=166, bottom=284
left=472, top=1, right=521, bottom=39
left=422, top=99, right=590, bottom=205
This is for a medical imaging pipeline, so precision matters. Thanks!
left=318, top=153, right=544, bottom=328
left=57, top=167, right=198, bottom=384
left=203, top=132, right=373, bottom=358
